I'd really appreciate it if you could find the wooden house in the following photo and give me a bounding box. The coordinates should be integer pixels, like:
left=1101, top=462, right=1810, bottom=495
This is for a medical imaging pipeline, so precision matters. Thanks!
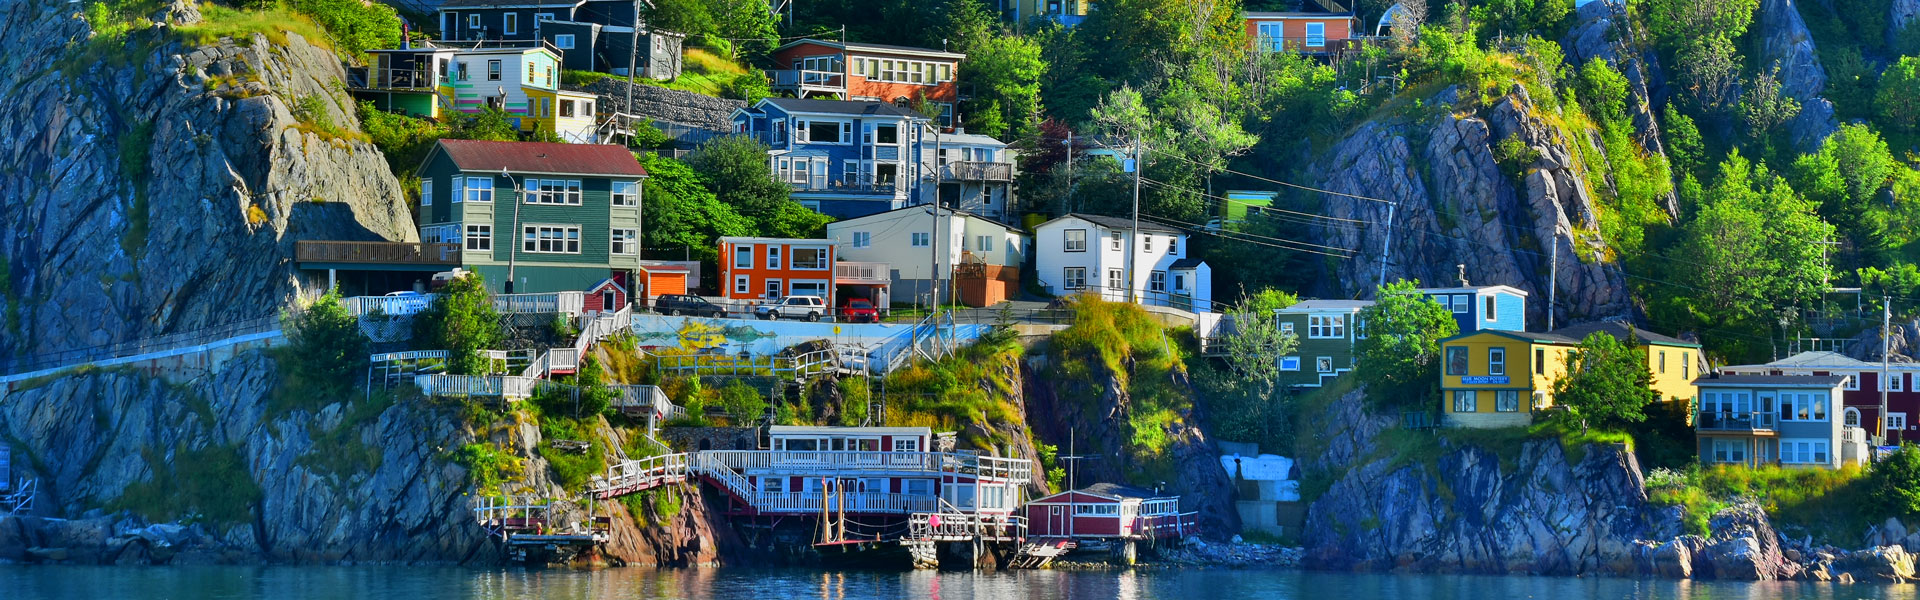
left=1693, top=374, right=1869, bottom=469
left=740, top=426, right=1027, bottom=516
left=1722, top=351, right=1920, bottom=445
left=717, top=236, right=837, bottom=304
left=1418, top=284, right=1529, bottom=333
left=1439, top=322, right=1700, bottom=429
left=767, top=40, right=965, bottom=130
left=1273, top=299, right=1372, bottom=388
left=1023, top=483, right=1196, bottom=541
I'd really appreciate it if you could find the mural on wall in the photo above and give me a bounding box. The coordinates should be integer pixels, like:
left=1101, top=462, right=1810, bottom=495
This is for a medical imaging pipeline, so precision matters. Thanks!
left=628, top=315, right=984, bottom=358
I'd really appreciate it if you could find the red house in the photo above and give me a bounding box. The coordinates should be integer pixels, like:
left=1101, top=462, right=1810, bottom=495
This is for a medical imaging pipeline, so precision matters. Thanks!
left=1724, top=351, right=1920, bottom=444
left=1024, top=483, right=1197, bottom=541
left=585, top=277, right=627, bottom=315
left=767, top=39, right=965, bottom=130
left=1244, top=10, right=1361, bottom=56
left=717, top=236, right=837, bottom=306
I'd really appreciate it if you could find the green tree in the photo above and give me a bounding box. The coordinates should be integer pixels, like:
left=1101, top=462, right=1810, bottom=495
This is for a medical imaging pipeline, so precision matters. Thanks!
left=962, top=34, right=1047, bottom=139
left=450, top=108, right=522, bottom=142
left=636, top=153, right=753, bottom=262
left=1242, top=288, right=1299, bottom=314
left=413, top=274, right=503, bottom=375
left=1740, top=66, right=1802, bottom=140
left=1877, top=57, right=1920, bottom=132
left=686, top=135, right=830, bottom=239
left=709, top=0, right=779, bottom=60
left=574, top=356, right=617, bottom=417
left=1577, top=57, right=1630, bottom=125
left=288, top=0, right=402, bottom=57
left=282, top=288, right=370, bottom=394
left=1355, top=280, right=1460, bottom=396
left=936, top=0, right=997, bottom=55
left=1552, top=330, right=1657, bottom=434
left=1869, top=445, right=1920, bottom=518
left=643, top=0, right=716, bottom=39
left=1794, top=123, right=1899, bottom=267
left=1663, top=105, right=1706, bottom=178
left=717, top=379, right=769, bottom=423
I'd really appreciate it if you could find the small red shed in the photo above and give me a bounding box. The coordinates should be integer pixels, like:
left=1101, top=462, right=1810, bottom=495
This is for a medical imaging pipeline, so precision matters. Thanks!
left=586, top=277, right=628, bottom=315
left=1024, top=483, right=1197, bottom=541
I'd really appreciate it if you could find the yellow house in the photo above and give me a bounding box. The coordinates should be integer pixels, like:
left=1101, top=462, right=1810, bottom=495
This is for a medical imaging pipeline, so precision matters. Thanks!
left=1440, top=322, right=1700, bottom=429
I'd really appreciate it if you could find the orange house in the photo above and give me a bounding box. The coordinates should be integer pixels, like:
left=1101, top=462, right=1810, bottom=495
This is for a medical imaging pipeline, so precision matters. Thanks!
left=768, top=39, right=965, bottom=130
left=1244, top=12, right=1360, bottom=55
left=717, top=237, right=838, bottom=306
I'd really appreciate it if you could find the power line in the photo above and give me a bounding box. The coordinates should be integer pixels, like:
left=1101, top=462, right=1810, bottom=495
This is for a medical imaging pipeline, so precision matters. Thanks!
left=1138, top=177, right=1371, bottom=224
left=1141, top=146, right=1397, bottom=205
left=1143, top=213, right=1359, bottom=258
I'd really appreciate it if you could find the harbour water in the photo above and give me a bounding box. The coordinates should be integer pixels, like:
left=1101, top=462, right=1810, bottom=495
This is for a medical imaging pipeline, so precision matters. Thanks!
left=2, top=565, right=1915, bottom=600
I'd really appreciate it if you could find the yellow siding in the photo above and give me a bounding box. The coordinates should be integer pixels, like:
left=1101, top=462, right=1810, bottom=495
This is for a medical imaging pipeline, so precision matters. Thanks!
left=1646, top=344, right=1699, bottom=405
left=1526, top=343, right=1574, bottom=409
left=1441, top=332, right=1546, bottom=428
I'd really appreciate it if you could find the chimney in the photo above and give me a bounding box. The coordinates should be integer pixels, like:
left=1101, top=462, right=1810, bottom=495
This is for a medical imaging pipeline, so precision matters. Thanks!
left=1456, top=264, right=1469, bottom=287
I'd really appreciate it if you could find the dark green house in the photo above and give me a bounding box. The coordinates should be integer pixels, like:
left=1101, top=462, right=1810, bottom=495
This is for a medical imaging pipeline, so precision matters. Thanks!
left=1275, top=299, right=1372, bottom=388
left=416, top=139, right=648, bottom=296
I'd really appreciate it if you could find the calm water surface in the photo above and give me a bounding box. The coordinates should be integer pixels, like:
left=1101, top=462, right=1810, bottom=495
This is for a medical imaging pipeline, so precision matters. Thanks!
left=1, top=565, right=1914, bottom=599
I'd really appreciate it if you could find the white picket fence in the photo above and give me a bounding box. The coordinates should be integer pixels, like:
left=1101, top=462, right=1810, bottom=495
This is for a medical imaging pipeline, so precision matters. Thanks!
left=342, top=292, right=586, bottom=318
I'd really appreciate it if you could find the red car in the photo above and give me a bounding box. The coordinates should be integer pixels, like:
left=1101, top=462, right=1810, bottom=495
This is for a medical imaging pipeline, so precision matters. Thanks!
left=839, top=299, right=879, bottom=323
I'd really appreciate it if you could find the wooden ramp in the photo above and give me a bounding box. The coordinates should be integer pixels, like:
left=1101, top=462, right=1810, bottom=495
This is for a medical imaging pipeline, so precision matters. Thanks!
left=1008, top=537, right=1077, bottom=569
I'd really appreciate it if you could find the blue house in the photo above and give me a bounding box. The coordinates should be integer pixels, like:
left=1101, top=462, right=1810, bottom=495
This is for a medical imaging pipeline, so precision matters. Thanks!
left=1418, top=285, right=1528, bottom=333
left=729, top=98, right=930, bottom=220
left=434, top=0, right=683, bottom=78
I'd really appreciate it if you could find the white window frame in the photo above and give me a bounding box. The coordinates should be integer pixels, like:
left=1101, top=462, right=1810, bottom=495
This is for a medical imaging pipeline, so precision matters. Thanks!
left=766, top=245, right=782, bottom=269
left=611, top=181, right=639, bottom=207
left=1106, top=268, right=1123, bottom=292
left=421, top=179, right=433, bottom=206
left=1488, top=348, right=1505, bottom=376
left=1895, top=373, right=1907, bottom=393
left=1316, top=356, right=1333, bottom=373
left=733, top=275, right=751, bottom=295
left=464, top=224, right=492, bottom=251
left=487, top=59, right=502, bottom=81
left=1451, top=294, right=1470, bottom=314
left=522, top=224, right=581, bottom=254
left=1143, top=235, right=1153, bottom=252
left=1063, top=229, right=1087, bottom=252
left=1109, top=230, right=1122, bottom=251
left=1307, top=315, right=1346, bottom=339
left=462, top=176, right=494, bottom=203
left=790, top=246, right=830, bottom=270
left=1712, top=438, right=1748, bottom=464
left=1891, top=412, right=1910, bottom=431
left=976, top=235, right=993, bottom=252
left=610, top=228, right=637, bottom=255
left=1169, top=236, right=1178, bottom=255
left=1845, top=407, right=1862, bottom=428
left=1845, top=372, right=1860, bottom=391
left=1483, top=295, right=1497, bottom=321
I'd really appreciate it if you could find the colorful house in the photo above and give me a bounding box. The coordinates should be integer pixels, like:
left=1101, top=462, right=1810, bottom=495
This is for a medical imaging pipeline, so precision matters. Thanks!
left=1023, top=483, right=1197, bottom=541
left=415, top=139, right=648, bottom=295
left=1440, top=322, right=1699, bottom=429
left=927, top=131, right=1018, bottom=224
left=1244, top=7, right=1361, bottom=56
left=434, top=0, right=684, bottom=78
left=826, top=206, right=1026, bottom=308
left=1693, top=375, right=1868, bottom=469
left=767, top=40, right=964, bottom=129
left=729, top=98, right=929, bottom=219
left=1273, top=299, right=1372, bottom=388
left=351, top=45, right=602, bottom=142
left=717, top=237, right=837, bottom=305
left=1014, top=0, right=1092, bottom=27
left=1418, top=285, right=1529, bottom=333
left=1721, top=351, right=1920, bottom=445
left=1032, top=214, right=1213, bottom=313
left=752, top=426, right=1027, bottom=515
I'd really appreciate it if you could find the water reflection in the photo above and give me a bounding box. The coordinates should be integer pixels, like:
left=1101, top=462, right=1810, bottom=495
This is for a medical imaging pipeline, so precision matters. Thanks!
left=2, top=565, right=1918, bottom=600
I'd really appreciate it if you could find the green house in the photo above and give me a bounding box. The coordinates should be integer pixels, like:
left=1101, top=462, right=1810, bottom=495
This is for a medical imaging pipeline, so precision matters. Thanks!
left=416, top=139, right=649, bottom=295
left=1275, top=299, right=1372, bottom=388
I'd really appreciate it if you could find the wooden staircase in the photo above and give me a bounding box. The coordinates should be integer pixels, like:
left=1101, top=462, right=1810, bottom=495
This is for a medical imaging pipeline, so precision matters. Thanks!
left=1008, top=537, right=1077, bottom=569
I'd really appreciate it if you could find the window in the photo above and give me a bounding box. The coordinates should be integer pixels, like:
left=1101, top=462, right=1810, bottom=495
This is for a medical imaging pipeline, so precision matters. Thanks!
left=875, top=124, right=899, bottom=144
left=1488, top=348, right=1505, bottom=376
left=1534, top=348, right=1545, bottom=375
left=580, top=101, right=592, bottom=117
left=487, top=59, right=502, bottom=81
left=790, top=281, right=828, bottom=298
left=555, top=34, right=575, bottom=49
left=522, top=225, right=581, bottom=254
left=467, top=14, right=480, bottom=29
left=456, top=61, right=469, bottom=81
left=1483, top=295, right=1496, bottom=321
left=766, top=245, right=781, bottom=269
left=763, top=476, right=785, bottom=494
left=1495, top=390, right=1520, bottom=412
left=1279, top=322, right=1294, bottom=336
left=938, top=63, right=952, bottom=81
left=1308, top=315, right=1346, bottom=339
left=1148, top=271, right=1166, bottom=292
left=976, top=235, right=994, bottom=252
left=1305, top=22, right=1326, bottom=47
left=1144, top=235, right=1153, bottom=251
left=1316, top=357, right=1333, bottom=373
left=1712, top=439, right=1748, bottom=464
left=1895, top=373, right=1907, bottom=392
left=851, top=232, right=871, bottom=248
left=560, top=99, right=576, bottom=118
left=503, top=12, right=518, bottom=35
left=421, top=179, right=433, bottom=206
left=1780, top=439, right=1830, bottom=465
left=462, top=177, right=494, bottom=203
left=1845, top=371, right=1859, bottom=391
left=539, top=98, right=550, bottom=118
left=1846, top=407, right=1862, bottom=428
left=1892, top=412, right=1911, bottom=431
left=894, top=438, right=920, bottom=452
left=1063, top=229, right=1087, bottom=252
left=734, top=275, right=750, bottom=295
left=1073, top=504, right=1120, bottom=516
left=1109, top=230, right=1122, bottom=250
left=911, top=232, right=930, bottom=247
left=1453, top=390, right=1477, bottom=412
left=1683, top=352, right=1691, bottom=380
left=463, top=225, right=491, bottom=251
left=1169, top=236, right=1178, bottom=255
left=1451, top=294, right=1470, bottom=313
left=1174, top=274, right=1186, bottom=290
left=1106, top=268, right=1123, bottom=291
left=1280, top=356, right=1300, bottom=371
left=452, top=177, right=463, bottom=203
left=611, top=181, right=639, bottom=207
left=1778, top=392, right=1828, bottom=422
left=1446, top=346, right=1468, bottom=376
left=1063, top=267, right=1087, bottom=290
left=1659, top=351, right=1667, bottom=374
left=792, top=247, right=828, bottom=269
left=904, top=478, right=933, bottom=496
left=851, top=57, right=866, bottom=75
left=524, top=179, right=583, bottom=205
left=1256, top=22, right=1283, bottom=52
left=734, top=245, right=753, bottom=268
left=610, top=228, right=637, bottom=255
left=804, top=120, right=841, bottom=143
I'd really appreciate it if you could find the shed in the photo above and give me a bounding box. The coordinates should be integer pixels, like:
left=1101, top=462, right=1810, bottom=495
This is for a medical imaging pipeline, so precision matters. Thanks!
left=1023, top=483, right=1194, bottom=540
left=637, top=264, right=690, bottom=300
left=586, top=277, right=628, bottom=314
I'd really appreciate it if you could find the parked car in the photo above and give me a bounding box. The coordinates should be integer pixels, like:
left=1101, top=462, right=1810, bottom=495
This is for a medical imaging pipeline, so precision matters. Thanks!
left=755, top=295, right=828, bottom=321
left=839, top=299, right=879, bottom=323
left=381, top=290, right=429, bottom=315
left=652, top=294, right=727, bottom=317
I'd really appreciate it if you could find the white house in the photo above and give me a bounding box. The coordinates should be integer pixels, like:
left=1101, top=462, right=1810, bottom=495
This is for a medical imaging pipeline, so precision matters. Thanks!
left=826, top=206, right=1027, bottom=307
left=919, top=130, right=1019, bottom=224
left=1033, top=213, right=1212, bottom=313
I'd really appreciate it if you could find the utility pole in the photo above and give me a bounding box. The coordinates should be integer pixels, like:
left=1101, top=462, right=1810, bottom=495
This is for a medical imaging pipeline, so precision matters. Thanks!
left=1548, top=228, right=1558, bottom=330
left=1064, top=131, right=1074, bottom=213
left=1883, top=295, right=1892, bottom=446
left=927, top=122, right=944, bottom=312
left=626, top=0, right=640, bottom=127
left=1128, top=142, right=1142, bottom=304
left=1376, top=201, right=1397, bottom=288
left=502, top=168, right=523, bottom=294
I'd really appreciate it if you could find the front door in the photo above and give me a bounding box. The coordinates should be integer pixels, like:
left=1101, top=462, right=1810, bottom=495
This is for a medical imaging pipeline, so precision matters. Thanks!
left=602, top=289, right=618, bottom=313
left=1049, top=505, right=1067, bottom=536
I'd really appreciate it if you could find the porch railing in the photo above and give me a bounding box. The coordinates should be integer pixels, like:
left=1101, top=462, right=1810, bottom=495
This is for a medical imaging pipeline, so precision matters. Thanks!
left=1697, top=410, right=1778, bottom=432
left=295, top=241, right=460, bottom=265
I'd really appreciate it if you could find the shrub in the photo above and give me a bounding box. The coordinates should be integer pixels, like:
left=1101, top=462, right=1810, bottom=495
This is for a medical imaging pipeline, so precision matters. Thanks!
left=717, top=378, right=768, bottom=423
left=281, top=288, right=370, bottom=397
left=457, top=443, right=524, bottom=495
left=286, top=0, right=401, bottom=57
left=412, top=273, right=501, bottom=374
left=1868, top=445, right=1920, bottom=518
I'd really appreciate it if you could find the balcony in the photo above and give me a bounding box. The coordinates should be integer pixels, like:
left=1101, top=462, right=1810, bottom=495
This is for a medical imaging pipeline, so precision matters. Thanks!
left=834, top=262, right=891, bottom=285
left=789, top=180, right=900, bottom=196
left=939, top=161, right=1014, bottom=182
left=346, top=66, right=442, bottom=91
left=1697, top=411, right=1778, bottom=433
left=767, top=69, right=846, bottom=96
left=296, top=241, right=460, bottom=266
left=1253, top=36, right=1367, bottom=56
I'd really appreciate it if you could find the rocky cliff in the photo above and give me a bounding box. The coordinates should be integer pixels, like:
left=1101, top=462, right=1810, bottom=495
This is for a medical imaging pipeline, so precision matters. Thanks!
left=0, top=0, right=413, bottom=363
left=1755, top=0, right=1839, bottom=152
left=1312, top=85, right=1634, bottom=326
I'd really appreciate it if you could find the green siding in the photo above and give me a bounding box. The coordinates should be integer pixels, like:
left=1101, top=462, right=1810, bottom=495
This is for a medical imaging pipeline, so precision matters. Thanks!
left=1275, top=311, right=1360, bottom=388
left=473, top=264, right=610, bottom=295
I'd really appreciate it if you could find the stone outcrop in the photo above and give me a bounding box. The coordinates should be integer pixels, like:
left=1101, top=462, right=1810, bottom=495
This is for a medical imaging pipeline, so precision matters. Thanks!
left=1896, top=0, right=1920, bottom=46
left=1695, top=503, right=1801, bottom=580
left=1754, top=0, right=1839, bottom=152
left=1561, top=0, right=1677, bottom=218
left=580, top=78, right=746, bottom=132
left=0, top=1, right=414, bottom=364
left=1313, top=86, right=1633, bottom=327
left=1298, top=388, right=1652, bottom=574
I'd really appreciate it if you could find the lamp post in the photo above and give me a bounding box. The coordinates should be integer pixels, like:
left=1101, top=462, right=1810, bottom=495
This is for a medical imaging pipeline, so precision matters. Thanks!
left=501, top=167, right=523, bottom=294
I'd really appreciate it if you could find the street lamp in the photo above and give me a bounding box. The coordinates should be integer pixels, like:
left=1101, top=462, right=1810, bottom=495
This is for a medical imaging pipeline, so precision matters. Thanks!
left=501, top=167, right=523, bottom=294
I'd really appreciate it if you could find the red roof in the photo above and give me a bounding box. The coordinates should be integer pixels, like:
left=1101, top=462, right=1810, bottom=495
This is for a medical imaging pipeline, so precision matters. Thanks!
left=432, top=139, right=648, bottom=178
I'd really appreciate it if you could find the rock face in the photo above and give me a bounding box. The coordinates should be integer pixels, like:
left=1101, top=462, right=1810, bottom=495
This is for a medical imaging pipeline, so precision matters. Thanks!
left=581, top=78, right=746, bottom=132
left=1313, top=86, right=1633, bottom=327
left=1298, top=389, right=1652, bottom=574
left=0, top=1, right=414, bottom=364
left=1754, top=0, right=1839, bottom=152
left=1561, top=0, right=1677, bottom=218
left=1896, top=0, right=1920, bottom=46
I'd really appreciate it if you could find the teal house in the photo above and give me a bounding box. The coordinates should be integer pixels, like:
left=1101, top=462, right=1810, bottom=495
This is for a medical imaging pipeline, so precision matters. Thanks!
left=1274, top=299, right=1372, bottom=388
left=416, top=139, right=648, bottom=296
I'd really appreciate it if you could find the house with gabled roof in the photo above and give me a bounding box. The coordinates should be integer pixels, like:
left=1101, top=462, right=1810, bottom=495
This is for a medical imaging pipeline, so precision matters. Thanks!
left=768, top=39, right=965, bottom=130
left=729, top=98, right=932, bottom=219
left=1033, top=213, right=1212, bottom=313
left=1274, top=299, right=1372, bottom=388
left=1439, top=322, right=1700, bottom=429
left=433, top=0, right=684, bottom=78
left=415, top=139, right=648, bottom=296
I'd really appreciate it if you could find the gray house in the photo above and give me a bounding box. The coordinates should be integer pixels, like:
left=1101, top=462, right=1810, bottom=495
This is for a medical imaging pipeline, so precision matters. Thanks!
left=435, top=0, right=684, bottom=79
left=1694, top=374, right=1868, bottom=469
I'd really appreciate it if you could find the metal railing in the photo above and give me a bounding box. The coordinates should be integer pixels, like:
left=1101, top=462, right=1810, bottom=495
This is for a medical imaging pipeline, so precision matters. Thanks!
left=908, top=512, right=1026, bottom=542
left=767, top=69, right=846, bottom=92
left=939, top=161, right=1014, bottom=181
left=0, top=315, right=281, bottom=378
left=1049, top=284, right=1214, bottom=314
left=1697, top=411, right=1779, bottom=431
left=834, top=261, right=891, bottom=283
left=295, top=241, right=460, bottom=265
left=788, top=179, right=901, bottom=194
left=347, top=65, right=445, bottom=91
left=341, top=291, right=586, bottom=318
left=1252, top=35, right=1367, bottom=54
left=415, top=373, right=536, bottom=399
